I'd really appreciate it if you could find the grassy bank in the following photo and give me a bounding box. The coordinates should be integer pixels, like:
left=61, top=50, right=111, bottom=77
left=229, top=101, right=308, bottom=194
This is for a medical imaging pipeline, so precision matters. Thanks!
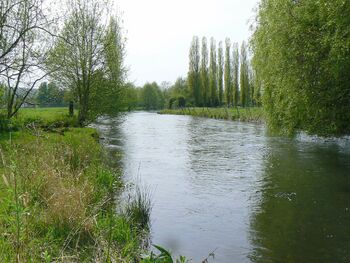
left=159, top=107, right=264, bottom=123
left=0, top=108, right=149, bottom=262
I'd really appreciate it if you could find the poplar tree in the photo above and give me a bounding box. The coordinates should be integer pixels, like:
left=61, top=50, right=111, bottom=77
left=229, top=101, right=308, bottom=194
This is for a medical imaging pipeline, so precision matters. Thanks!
left=232, top=42, right=240, bottom=107
left=217, top=41, right=224, bottom=106
left=240, top=41, right=249, bottom=107
left=200, top=37, right=209, bottom=106
left=209, top=37, right=218, bottom=106
left=224, top=38, right=232, bottom=106
left=188, top=36, right=201, bottom=106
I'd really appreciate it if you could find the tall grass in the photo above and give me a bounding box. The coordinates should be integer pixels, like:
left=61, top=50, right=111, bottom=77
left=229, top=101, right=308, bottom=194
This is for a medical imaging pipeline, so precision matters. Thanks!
left=123, top=184, right=153, bottom=231
left=0, top=127, right=145, bottom=261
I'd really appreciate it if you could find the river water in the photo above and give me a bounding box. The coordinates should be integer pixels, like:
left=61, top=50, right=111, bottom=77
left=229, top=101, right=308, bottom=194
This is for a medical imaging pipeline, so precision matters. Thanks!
left=95, top=111, right=350, bottom=263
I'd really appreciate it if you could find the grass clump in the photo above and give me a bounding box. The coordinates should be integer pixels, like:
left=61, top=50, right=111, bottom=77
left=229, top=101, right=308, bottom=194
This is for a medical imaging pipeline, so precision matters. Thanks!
left=123, top=184, right=153, bottom=231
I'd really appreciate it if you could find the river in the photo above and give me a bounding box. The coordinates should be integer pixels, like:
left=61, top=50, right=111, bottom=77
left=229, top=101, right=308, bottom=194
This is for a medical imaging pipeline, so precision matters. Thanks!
left=95, top=111, right=350, bottom=263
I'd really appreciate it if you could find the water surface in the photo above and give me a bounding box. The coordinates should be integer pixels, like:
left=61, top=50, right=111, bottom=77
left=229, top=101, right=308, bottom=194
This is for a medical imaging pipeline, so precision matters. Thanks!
left=96, top=112, right=350, bottom=263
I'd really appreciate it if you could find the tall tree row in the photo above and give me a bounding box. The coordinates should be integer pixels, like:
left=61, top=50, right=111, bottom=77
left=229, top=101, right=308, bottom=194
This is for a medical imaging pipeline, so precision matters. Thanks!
left=188, top=36, right=201, bottom=106
left=224, top=38, right=232, bottom=106
left=240, top=41, right=249, bottom=107
left=187, top=36, right=256, bottom=108
left=209, top=38, right=218, bottom=106
left=200, top=37, right=209, bottom=106
left=217, top=41, right=224, bottom=106
left=232, top=43, right=239, bottom=107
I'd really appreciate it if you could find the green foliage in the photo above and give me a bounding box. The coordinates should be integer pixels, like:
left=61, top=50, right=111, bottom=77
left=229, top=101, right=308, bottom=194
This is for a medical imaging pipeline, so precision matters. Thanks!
left=217, top=42, right=224, bottom=106
left=140, top=82, right=165, bottom=110
left=232, top=43, right=240, bottom=107
left=200, top=37, right=209, bottom=106
left=240, top=41, right=249, bottom=107
left=187, top=36, right=201, bottom=106
left=46, top=0, right=126, bottom=125
left=37, top=82, right=66, bottom=107
left=224, top=38, right=232, bottom=106
left=141, top=245, right=188, bottom=263
left=251, top=0, right=350, bottom=136
left=209, top=38, right=218, bottom=106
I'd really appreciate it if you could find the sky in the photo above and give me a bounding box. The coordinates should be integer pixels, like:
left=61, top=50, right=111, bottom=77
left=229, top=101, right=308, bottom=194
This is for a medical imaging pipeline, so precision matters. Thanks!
left=116, top=0, right=260, bottom=86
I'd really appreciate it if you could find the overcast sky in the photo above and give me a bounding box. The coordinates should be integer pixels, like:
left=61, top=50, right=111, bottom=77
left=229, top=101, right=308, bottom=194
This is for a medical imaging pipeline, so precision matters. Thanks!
left=117, top=0, right=260, bottom=86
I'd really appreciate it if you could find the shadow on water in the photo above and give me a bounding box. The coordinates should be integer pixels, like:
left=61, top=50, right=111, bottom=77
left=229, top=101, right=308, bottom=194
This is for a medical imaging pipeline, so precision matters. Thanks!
left=249, top=136, right=350, bottom=263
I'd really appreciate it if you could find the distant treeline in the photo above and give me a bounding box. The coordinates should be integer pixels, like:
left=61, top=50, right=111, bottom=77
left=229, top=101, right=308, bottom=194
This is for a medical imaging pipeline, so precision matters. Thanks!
left=128, top=37, right=262, bottom=111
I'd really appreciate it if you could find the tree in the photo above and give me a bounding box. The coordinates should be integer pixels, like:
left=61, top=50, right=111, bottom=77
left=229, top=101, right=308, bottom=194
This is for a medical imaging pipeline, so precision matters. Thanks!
left=188, top=36, right=201, bottom=106
left=217, top=41, right=224, bottom=106
left=141, top=82, right=164, bottom=110
left=0, top=0, right=53, bottom=118
left=209, top=37, right=218, bottom=106
left=251, top=0, right=350, bottom=135
left=224, top=38, right=232, bottom=106
left=232, top=42, right=239, bottom=107
left=37, top=82, right=65, bottom=106
left=200, top=37, right=209, bottom=106
left=240, top=41, right=249, bottom=107
left=47, top=0, right=125, bottom=125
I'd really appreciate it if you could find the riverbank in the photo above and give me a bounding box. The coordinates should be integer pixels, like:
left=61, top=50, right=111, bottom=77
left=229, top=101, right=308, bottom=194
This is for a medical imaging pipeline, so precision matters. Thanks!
left=0, top=108, right=147, bottom=262
left=159, top=107, right=264, bottom=123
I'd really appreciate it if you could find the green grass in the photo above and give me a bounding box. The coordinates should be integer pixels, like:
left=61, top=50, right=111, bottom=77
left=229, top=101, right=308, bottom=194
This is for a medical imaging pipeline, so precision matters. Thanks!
left=0, top=108, right=148, bottom=262
left=0, top=107, right=79, bottom=132
left=159, top=107, right=264, bottom=123
left=19, top=107, right=72, bottom=120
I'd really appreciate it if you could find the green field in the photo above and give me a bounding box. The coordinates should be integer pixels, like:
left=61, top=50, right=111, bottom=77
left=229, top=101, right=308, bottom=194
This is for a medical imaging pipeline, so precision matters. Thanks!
left=159, top=107, right=264, bottom=123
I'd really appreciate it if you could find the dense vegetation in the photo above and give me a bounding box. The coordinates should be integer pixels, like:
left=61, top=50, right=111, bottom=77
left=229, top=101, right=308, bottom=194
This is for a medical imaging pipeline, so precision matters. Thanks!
left=251, top=0, right=350, bottom=136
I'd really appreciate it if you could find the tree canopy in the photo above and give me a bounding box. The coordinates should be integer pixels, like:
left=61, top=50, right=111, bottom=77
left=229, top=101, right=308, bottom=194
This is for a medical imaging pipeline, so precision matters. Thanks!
left=251, top=0, right=350, bottom=136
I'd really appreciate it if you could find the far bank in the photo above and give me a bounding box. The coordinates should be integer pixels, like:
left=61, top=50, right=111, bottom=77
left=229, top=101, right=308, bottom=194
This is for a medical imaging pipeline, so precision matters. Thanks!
left=159, top=107, right=264, bottom=123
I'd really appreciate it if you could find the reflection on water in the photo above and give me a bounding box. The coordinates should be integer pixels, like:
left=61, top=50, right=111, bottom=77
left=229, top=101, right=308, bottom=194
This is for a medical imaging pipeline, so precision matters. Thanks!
left=95, top=112, right=350, bottom=263
left=249, top=136, right=350, bottom=263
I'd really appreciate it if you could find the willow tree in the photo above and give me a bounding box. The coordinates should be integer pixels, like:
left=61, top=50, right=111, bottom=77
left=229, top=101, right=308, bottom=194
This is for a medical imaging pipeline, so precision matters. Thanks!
left=232, top=42, right=239, bottom=107
left=240, top=41, right=249, bottom=107
left=209, top=38, right=218, bottom=106
left=224, top=38, right=232, bottom=106
left=47, top=0, right=126, bottom=125
left=200, top=37, right=209, bottom=106
left=217, top=41, right=224, bottom=106
left=251, top=0, right=350, bottom=135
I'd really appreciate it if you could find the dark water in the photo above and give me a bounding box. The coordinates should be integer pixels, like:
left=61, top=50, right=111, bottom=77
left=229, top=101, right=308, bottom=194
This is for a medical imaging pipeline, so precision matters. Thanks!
left=95, top=112, right=350, bottom=263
